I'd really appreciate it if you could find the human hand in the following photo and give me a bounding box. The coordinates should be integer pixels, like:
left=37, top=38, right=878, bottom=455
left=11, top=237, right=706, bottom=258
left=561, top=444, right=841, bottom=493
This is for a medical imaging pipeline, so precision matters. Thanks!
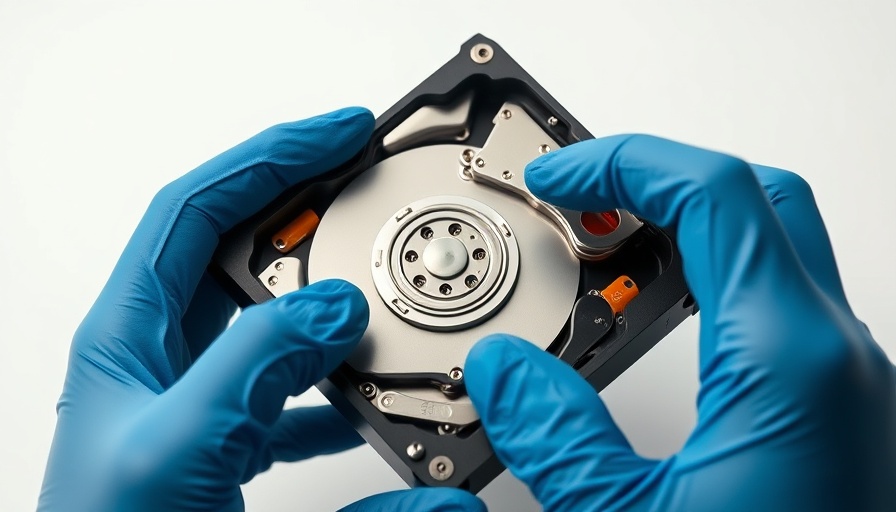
left=38, top=107, right=483, bottom=512
left=466, top=135, right=896, bottom=511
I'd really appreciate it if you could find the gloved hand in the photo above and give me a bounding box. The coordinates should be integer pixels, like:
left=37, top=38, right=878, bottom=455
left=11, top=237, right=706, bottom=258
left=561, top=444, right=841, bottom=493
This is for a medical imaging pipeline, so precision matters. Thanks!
left=39, top=107, right=484, bottom=512
left=466, top=135, right=896, bottom=511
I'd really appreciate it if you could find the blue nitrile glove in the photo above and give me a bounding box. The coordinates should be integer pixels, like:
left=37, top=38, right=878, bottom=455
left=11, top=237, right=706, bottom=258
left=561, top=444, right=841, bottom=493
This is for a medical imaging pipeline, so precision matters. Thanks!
left=466, top=135, right=896, bottom=511
left=38, top=107, right=484, bottom=512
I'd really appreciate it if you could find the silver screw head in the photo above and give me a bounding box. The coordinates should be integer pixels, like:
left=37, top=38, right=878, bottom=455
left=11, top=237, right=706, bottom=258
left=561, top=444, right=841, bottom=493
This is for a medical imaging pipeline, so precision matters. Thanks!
left=470, top=43, right=494, bottom=64
left=502, top=170, right=513, bottom=180
left=475, top=157, right=485, bottom=168
left=548, top=116, right=558, bottom=126
left=428, top=455, right=455, bottom=481
left=461, top=148, right=475, bottom=163
left=501, top=109, right=512, bottom=119
left=538, top=144, right=551, bottom=154
left=616, top=315, right=625, bottom=325
left=381, top=394, right=394, bottom=407
left=359, top=382, right=377, bottom=399
left=268, top=276, right=278, bottom=286
left=275, top=261, right=284, bottom=271
left=406, top=442, right=425, bottom=461
left=449, top=367, right=463, bottom=381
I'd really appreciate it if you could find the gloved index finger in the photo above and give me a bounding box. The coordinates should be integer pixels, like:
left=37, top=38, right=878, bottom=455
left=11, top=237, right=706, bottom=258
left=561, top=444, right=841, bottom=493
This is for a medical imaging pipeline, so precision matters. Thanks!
left=80, top=107, right=374, bottom=389
left=524, top=135, right=835, bottom=366
left=122, top=107, right=373, bottom=313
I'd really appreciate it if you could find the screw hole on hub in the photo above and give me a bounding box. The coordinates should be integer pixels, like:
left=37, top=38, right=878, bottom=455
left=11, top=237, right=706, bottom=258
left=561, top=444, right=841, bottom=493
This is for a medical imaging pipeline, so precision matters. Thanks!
left=420, top=227, right=434, bottom=240
left=439, top=283, right=452, bottom=295
left=472, top=248, right=486, bottom=260
left=465, top=275, right=478, bottom=288
left=405, top=251, right=418, bottom=262
left=413, top=275, right=427, bottom=287
left=448, top=223, right=462, bottom=236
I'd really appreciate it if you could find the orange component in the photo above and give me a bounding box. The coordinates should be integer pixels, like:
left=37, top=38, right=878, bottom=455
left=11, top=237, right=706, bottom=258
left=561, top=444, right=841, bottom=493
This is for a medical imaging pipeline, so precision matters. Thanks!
left=580, top=211, right=621, bottom=236
left=272, top=209, right=320, bottom=253
left=600, top=275, right=639, bottom=315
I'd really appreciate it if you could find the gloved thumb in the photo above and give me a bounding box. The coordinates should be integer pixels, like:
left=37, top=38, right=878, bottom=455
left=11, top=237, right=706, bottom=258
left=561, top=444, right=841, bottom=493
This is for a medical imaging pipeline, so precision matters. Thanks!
left=466, top=335, right=660, bottom=511
left=162, top=279, right=368, bottom=465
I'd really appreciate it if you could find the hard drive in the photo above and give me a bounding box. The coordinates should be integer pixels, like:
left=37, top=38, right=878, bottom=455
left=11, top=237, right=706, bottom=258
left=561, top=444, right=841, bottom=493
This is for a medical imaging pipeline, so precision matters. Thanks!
left=211, top=34, right=696, bottom=493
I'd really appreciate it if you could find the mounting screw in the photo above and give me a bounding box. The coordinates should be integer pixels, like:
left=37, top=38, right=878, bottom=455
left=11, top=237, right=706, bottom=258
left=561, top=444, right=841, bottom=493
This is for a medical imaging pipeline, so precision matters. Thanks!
left=587, top=289, right=599, bottom=296
left=502, top=170, right=513, bottom=180
left=381, top=394, right=395, bottom=407
left=470, top=43, right=494, bottom=64
left=449, top=367, right=463, bottom=381
left=275, top=261, right=284, bottom=271
left=501, top=109, right=512, bottom=119
left=616, top=315, right=625, bottom=325
left=548, top=116, right=558, bottom=126
left=359, top=382, right=377, bottom=399
left=429, top=455, right=455, bottom=481
left=475, top=157, right=485, bottom=168
left=407, top=442, right=425, bottom=461
left=539, top=144, right=551, bottom=154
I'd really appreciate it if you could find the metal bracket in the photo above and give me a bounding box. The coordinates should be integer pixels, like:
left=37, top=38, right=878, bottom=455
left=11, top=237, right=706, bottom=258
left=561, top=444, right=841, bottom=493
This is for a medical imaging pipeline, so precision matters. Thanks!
left=382, top=92, right=473, bottom=155
left=258, top=257, right=306, bottom=298
left=372, top=388, right=479, bottom=426
left=469, top=102, right=643, bottom=260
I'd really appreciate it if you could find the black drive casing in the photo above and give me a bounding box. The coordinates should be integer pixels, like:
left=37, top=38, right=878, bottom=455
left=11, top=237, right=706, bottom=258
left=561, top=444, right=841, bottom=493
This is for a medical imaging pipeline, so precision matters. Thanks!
left=210, top=34, right=696, bottom=493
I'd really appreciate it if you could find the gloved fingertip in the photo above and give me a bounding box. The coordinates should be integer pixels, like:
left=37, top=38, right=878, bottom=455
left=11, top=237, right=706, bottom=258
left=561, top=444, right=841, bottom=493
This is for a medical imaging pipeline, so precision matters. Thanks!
left=315, top=106, right=375, bottom=131
left=466, top=333, right=523, bottom=371
left=523, top=150, right=562, bottom=195
left=427, top=488, right=488, bottom=512
left=464, top=334, right=534, bottom=405
left=259, top=107, right=375, bottom=171
left=340, top=488, right=485, bottom=512
left=409, top=488, right=486, bottom=512
left=298, top=277, right=366, bottom=300
left=275, top=279, right=370, bottom=356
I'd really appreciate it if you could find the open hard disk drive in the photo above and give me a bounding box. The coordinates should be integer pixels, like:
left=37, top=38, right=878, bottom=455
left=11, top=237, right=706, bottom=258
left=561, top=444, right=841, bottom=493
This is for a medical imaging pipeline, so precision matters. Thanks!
left=211, top=34, right=696, bottom=492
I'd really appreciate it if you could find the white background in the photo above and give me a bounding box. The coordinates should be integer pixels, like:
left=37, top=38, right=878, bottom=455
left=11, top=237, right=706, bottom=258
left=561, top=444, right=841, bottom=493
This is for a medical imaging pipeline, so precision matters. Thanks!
left=2, top=1, right=895, bottom=510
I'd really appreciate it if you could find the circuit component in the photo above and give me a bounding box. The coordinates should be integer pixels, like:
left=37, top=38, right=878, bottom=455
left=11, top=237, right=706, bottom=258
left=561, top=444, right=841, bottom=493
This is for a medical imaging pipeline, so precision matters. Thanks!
left=272, top=209, right=319, bottom=253
left=601, top=275, right=639, bottom=315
